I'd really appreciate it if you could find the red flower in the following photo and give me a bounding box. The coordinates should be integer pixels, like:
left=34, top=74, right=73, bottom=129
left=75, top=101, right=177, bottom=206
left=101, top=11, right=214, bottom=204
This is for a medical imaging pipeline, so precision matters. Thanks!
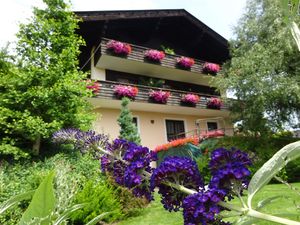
left=176, top=57, right=195, bottom=69
left=154, top=137, right=199, bottom=153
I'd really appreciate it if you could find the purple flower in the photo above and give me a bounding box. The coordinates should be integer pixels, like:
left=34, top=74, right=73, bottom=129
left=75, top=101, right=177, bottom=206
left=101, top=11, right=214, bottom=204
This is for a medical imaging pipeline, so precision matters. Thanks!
left=182, top=189, right=230, bottom=225
left=209, top=148, right=252, bottom=198
left=150, top=156, right=203, bottom=211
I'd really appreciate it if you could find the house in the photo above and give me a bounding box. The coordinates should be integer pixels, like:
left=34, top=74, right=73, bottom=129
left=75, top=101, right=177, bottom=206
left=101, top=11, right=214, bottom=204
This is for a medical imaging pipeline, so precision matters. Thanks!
left=75, top=9, right=233, bottom=149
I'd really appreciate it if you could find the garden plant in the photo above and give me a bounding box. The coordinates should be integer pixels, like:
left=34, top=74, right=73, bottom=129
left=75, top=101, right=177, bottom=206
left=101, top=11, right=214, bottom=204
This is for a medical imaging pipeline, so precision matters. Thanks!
left=51, top=128, right=300, bottom=225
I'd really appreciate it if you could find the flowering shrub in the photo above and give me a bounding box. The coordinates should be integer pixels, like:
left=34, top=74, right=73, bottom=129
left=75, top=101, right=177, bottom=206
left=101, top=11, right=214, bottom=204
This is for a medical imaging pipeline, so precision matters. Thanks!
left=149, top=90, right=170, bottom=104
left=202, top=62, right=221, bottom=75
left=53, top=128, right=300, bottom=225
left=106, top=40, right=132, bottom=56
left=181, top=93, right=200, bottom=106
left=207, top=97, right=222, bottom=109
left=200, top=129, right=225, bottom=138
left=144, top=49, right=165, bottom=62
left=150, top=156, right=203, bottom=212
left=114, top=85, right=138, bottom=99
left=154, top=137, right=199, bottom=153
left=85, top=79, right=100, bottom=94
left=176, top=56, right=195, bottom=69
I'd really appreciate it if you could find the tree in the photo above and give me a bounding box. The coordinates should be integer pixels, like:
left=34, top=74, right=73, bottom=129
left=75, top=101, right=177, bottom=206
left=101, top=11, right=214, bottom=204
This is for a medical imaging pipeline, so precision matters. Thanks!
left=214, top=0, right=300, bottom=133
left=0, top=0, right=94, bottom=158
left=117, top=97, right=141, bottom=144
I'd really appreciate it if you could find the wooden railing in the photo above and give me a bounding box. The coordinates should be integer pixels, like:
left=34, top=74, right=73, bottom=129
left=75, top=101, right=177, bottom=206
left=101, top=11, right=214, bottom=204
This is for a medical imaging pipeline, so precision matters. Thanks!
left=94, top=80, right=230, bottom=110
left=96, top=38, right=216, bottom=75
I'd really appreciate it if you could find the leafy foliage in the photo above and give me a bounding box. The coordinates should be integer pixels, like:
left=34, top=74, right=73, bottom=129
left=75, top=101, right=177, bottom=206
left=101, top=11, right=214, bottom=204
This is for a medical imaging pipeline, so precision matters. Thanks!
left=117, top=97, right=141, bottom=144
left=214, top=0, right=300, bottom=132
left=71, top=180, right=123, bottom=224
left=0, top=0, right=94, bottom=158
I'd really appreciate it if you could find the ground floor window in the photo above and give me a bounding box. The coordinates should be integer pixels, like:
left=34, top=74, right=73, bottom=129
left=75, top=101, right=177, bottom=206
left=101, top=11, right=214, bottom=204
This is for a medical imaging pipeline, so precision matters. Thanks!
left=165, top=119, right=185, bottom=141
left=207, top=121, right=218, bottom=131
left=132, top=117, right=139, bottom=132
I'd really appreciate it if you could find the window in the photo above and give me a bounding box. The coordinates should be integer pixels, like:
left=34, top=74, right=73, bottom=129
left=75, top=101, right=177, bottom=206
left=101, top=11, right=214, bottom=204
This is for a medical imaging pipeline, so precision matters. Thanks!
left=132, top=117, right=139, bottom=131
left=165, top=120, right=185, bottom=141
left=207, top=122, right=218, bottom=131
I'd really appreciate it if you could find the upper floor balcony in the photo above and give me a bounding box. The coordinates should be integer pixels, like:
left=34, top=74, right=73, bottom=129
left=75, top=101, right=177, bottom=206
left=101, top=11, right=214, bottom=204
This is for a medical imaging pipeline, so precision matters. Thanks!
left=94, top=38, right=221, bottom=87
left=88, top=80, right=231, bottom=118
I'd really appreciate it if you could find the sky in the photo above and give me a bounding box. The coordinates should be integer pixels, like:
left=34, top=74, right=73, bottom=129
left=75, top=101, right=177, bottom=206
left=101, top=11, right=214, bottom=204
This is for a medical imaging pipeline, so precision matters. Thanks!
left=0, top=0, right=247, bottom=48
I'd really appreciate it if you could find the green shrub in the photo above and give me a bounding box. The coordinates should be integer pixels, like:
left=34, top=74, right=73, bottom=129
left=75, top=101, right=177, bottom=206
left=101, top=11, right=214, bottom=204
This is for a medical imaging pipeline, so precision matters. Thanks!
left=0, top=152, right=102, bottom=224
left=72, top=180, right=123, bottom=224
left=213, top=136, right=300, bottom=182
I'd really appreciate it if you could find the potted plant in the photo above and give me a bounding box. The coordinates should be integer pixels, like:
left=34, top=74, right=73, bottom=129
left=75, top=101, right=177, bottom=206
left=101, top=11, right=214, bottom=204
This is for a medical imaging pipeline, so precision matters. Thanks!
left=206, top=97, right=222, bottom=109
left=149, top=90, right=170, bottom=104
left=106, top=40, right=132, bottom=56
left=144, top=49, right=165, bottom=63
left=114, top=85, right=138, bottom=100
left=181, top=93, right=200, bottom=106
left=202, top=62, right=220, bottom=75
left=176, top=56, right=195, bottom=69
left=86, top=79, right=100, bottom=95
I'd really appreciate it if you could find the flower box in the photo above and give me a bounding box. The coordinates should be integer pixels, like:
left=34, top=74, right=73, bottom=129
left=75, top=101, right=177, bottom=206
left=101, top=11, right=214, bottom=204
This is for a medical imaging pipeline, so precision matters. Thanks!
left=149, top=90, right=170, bottom=104
left=106, top=40, right=132, bottom=56
left=176, top=56, right=195, bottom=69
left=202, top=62, right=220, bottom=75
left=206, top=97, right=222, bottom=109
left=114, top=85, right=138, bottom=99
left=181, top=94, right=200, bottom=106
left=86, top=79, right=100, bottom=94
left=144, top=49, right=165, bottom=63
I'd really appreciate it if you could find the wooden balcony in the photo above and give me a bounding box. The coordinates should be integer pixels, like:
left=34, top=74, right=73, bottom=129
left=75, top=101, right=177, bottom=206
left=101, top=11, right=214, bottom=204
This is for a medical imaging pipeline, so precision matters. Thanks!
left=89, top=80, right=231, bottom=117
left=94, top=38, right=218, bottom=87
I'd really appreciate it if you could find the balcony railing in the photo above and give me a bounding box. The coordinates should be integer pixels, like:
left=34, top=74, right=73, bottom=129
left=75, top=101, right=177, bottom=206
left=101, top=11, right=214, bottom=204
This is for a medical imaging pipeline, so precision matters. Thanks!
left=95, top=38, right=219, bottom=76
left=93, top=80, right=230, bottom=110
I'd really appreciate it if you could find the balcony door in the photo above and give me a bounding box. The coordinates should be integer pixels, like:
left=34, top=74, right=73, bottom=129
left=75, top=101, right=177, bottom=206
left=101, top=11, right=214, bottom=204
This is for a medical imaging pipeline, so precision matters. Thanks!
left=165, top=120, right=185, bottom=141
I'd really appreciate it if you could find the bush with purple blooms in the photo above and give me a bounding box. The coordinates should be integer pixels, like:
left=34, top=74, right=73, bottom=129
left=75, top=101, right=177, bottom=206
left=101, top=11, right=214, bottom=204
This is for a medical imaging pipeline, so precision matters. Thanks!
left=53, top=128, right=300, bottom=225
left=150, top=156, right=203, bottom=212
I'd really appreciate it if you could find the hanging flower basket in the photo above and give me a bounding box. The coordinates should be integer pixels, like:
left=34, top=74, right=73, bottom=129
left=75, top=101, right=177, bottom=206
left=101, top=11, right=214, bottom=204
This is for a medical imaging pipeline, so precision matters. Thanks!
left=181, top=93, right=200, bottom=106
left=114, top=85, right=138, bottom=99
left=106, top=40, right=132, bottom=56
left=202, top=62, right=220, bottom=75
left=206, top=97, right=222, bottom=109
left=149, top=90, right=170, bottom=104
left=86, top=79, right=100, bottom=95
left=144, top=49, right=165, bottom=63
left=176, top=56, right=195, bottom=69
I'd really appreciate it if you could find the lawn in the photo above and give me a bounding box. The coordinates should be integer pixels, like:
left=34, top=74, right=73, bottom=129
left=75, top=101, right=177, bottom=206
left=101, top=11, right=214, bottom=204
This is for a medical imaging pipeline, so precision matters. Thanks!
left=116, top=183, right=300, bottom=225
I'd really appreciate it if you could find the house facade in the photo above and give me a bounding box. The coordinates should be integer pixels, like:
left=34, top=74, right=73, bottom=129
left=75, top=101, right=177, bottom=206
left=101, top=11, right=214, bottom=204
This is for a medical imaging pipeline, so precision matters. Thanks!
left=75, top=9, right=233, bottom=149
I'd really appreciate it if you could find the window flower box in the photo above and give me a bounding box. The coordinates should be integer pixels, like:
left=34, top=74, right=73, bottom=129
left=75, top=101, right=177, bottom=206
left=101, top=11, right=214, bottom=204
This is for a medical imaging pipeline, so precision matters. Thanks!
left=176, top=56, right=195, bottom=69
left=86, top=79, right=100, bottom=95
left=106, top=40, right=132, bottom=56
left=144, top=49, right=165, bottom=63
left=181, top=93, right=200, bottom=106
left=206, top=97, right=222, bottom=109
left=114, top=85, right=138, bottom=99
left=202, top=62, right=220, bottom=75
left=149, top=90, right=170, bottom=104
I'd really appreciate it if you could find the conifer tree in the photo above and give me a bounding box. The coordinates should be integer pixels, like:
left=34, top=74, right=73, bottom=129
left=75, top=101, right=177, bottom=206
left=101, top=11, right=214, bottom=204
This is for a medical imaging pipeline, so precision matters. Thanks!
left=117, top=97, right=141, bottom=144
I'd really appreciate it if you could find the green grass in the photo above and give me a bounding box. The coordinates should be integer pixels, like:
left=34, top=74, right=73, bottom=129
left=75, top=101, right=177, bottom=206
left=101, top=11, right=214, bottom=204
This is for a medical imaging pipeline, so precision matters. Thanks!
left=115, top=183, right=300, bottom=225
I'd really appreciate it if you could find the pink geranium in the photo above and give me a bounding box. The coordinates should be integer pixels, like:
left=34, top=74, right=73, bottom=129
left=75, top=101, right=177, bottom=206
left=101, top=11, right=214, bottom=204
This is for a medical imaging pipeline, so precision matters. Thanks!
left=114, top=85, right=138, bottom=99
left=144, top=49, right=165, bottom=62
left=86, top=79, right=100, bottom=94
left=176, top=57, right=195, bottom=69
left=149, top=90, right=170, bottom=104
left=202, top=62, right=221, bottom=75
left=106, top=40, right=132, bottom=55
left=206, top=97, right=222, bottom=109
left=181, top=93, right=200, bottom=105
